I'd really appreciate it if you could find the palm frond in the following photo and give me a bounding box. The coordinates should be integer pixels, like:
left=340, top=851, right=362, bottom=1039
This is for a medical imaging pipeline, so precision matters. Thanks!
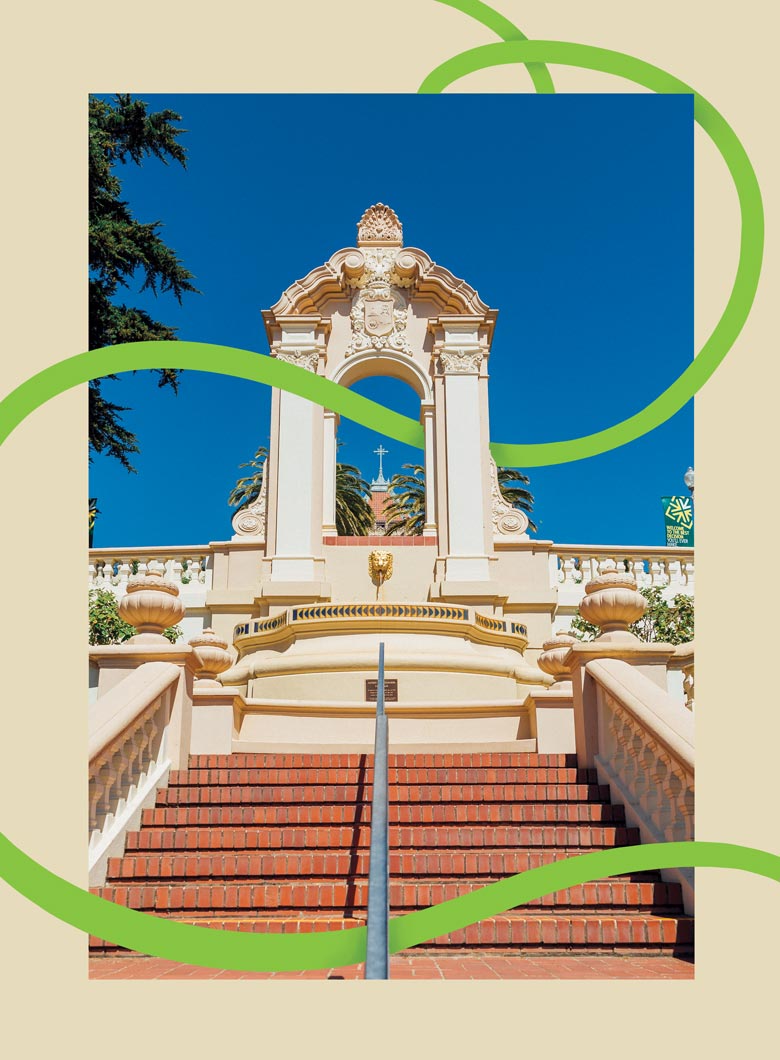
left=384, top=463, right=426, bottom=536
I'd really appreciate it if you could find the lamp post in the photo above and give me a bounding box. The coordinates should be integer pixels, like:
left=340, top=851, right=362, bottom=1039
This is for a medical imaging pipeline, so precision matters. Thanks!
left=684, top=467, right=695, bottom=498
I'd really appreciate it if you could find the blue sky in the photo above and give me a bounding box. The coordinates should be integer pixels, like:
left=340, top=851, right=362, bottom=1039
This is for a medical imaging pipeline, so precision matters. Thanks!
left=90, top=93, right=693, bottom=547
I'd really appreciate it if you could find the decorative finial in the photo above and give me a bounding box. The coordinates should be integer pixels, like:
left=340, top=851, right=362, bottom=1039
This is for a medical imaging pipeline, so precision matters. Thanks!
left=357, top=203, right=403, bottom=247
left=117, top=568, right=185, bottom=644
left=371, top=444, right=389, bottom=491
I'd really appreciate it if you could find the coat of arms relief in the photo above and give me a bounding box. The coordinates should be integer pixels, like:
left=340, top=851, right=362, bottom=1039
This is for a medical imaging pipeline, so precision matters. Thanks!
left=344, top=246, right=414, bottom=357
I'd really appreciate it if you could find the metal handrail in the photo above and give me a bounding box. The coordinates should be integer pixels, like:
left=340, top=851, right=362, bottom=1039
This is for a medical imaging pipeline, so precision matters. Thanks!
left=364, top=642, right=390, bottom=979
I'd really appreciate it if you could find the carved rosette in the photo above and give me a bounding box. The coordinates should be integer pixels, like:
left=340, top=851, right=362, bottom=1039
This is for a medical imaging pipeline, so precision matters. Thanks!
left=579, top=569, right=646, bottom=639
left=188, top=627, right=232, bottom=686
left=537, top=633, right=578, bottom=687
left=118, top=569, right=185, bottom=642
left=232, top=460, right=267, bottom=539
left=489, top=457, right=529, bottom=538
left=438, top=348, right=483, bottom=375
left=272, top=347, right=320, bottom=372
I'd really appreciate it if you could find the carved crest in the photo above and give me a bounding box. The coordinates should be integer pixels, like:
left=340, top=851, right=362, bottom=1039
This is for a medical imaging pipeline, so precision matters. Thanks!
left=347, top=280, right=411, bottom=356
left=357, top=203, right=403, bottom=245
left=363, top=294, right=394, bottom=338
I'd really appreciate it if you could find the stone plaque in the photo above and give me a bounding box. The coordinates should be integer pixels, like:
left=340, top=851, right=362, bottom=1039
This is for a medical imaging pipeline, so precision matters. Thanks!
left=365, top=679, right=398, bottom=702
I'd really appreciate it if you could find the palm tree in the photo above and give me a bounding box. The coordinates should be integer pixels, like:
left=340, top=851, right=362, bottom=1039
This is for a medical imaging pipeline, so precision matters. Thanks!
left=335, top=463, right=374, bottom=535
left=384, top=464, right=427, bottom=536
left=227, top=445, right=268, bottom=509
left=384, top=463, right=537, bottom=535
left=496, top=466, right=537, bottom=533
left=88, top=497, right=99, bottom=547
left=228, top=444, right=374, bottom=536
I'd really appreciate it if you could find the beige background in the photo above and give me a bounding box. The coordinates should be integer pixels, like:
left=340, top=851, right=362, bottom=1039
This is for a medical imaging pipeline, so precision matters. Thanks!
left=1, top=1, right=777, bottom=1055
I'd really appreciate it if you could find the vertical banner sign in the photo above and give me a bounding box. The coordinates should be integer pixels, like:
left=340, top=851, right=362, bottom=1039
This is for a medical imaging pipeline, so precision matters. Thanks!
left=662, top=496, right=694, bottom=546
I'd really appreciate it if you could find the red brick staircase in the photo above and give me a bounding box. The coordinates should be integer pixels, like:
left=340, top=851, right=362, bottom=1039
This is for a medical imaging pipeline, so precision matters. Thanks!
left=89, top=751, right=693, bottom=963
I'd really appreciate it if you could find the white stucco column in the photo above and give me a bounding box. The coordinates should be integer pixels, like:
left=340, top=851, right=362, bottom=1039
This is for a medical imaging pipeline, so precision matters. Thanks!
left=434, top=321, right=493, bottom=584
left=268, top=336, right=325, bottom=584
left=421, top=401, right=437, bottom=534
left=322, top=410, right=339, bottom=535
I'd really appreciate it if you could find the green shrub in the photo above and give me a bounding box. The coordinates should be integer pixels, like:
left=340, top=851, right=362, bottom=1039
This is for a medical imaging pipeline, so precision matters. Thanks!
left=88, top=588, right=182, bottom=645
left=570, top=587, right=693, bottom=645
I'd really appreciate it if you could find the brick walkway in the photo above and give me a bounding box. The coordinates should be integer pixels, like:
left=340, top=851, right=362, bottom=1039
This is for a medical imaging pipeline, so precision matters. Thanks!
left=89, top=954, right=694, bottom=980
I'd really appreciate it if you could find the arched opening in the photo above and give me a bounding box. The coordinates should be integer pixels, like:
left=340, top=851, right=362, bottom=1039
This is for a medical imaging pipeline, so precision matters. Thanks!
left=322, top=369, right=436, bottom=539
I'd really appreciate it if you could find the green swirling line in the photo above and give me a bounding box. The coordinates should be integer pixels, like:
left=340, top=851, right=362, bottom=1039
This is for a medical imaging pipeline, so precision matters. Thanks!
left=0, top=39, right=763, bottom=467
left=0, top=6, right=771, bottom=969
left=2, top=834, right=778, bottom=971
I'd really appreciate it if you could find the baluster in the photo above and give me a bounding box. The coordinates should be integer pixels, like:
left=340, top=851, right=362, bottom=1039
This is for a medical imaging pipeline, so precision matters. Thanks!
left=115, top=562, right=131, bottom=589
left=638, top=740, right=662, bottom=824
left=679, top=780, right=695, bottom=842
left=616, top=713, right=638, bottom=796
left=626, top=729, right=650, bottom=806
left=653, top=751, right=673, bottom=838
left=631, top=559, right=647, bottom=588
left=650, top=559, right=664, bottom=586
left=89, top=759, right=108, bottom=832
left=561, top=557, right=576, bottom=587
left=667, top=558, right=683, bottom=589
left=683, top=664, right=695, bottom=711
left=608, top=705, right=629, bottom=782
left=683, top=560, right=695, bottom=588
left=190, top=558, right=202, bottom=584
left=88, top=563, right=97, bottom=588
left=171, top=560, right=184, bottom=585
left=663, top=766, right=687, bottom=842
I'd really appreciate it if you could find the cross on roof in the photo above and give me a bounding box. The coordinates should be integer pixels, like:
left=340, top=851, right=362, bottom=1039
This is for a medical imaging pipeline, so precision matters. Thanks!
left=373, top=445, right=388, bottom=477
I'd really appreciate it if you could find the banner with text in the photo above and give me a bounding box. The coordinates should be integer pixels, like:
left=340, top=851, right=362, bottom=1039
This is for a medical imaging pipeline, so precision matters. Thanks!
left=662, top=495, right=694, bottom=547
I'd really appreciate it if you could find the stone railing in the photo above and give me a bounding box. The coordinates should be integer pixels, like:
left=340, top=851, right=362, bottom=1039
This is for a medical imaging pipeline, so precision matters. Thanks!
left=89, top=546, right=212, bottom=595
left=585, top=656, right=695, bottom=911
left=668, top=642, right=695, bottom=711
left=551, top=545, right=694, bottom=593
left=88, top=661, right=180, bottom=885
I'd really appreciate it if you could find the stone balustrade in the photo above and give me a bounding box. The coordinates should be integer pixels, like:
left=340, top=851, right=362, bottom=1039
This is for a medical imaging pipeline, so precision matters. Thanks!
left=585, top=656, right=695, bottom=911
left=552, top=545, right=694, bottom=593
left=89, top=546, right=212, bottom=595
left=88, top=661, right=180, bottom=884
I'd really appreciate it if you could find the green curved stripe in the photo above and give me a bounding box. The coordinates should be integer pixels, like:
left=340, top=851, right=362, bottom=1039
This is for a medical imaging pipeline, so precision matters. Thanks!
left=1, top=833, right=777, bottom=969
left=0, top=343, right=425, bottom=453
left=420, top=39, right=764, bottom=466
left=434, top=0, right=556, bottom=93
left=0, top=8, right=771, bottom=975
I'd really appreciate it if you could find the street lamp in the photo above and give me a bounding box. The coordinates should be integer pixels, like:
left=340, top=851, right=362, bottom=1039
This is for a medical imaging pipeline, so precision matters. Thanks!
left=684, top=467, right=695, bottom=497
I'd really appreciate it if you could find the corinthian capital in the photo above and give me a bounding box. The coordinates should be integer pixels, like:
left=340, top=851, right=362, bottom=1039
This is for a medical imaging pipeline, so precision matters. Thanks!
left=272, top=347, right=320, bottom=372
left=438, top=348, right=483, bottom=375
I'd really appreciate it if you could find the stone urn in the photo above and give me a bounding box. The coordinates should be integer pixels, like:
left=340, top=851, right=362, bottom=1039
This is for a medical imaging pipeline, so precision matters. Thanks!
left=188, top=628, right=232, bottom=686
left=537, top=633, right=578, bottom=688
left=579, top=569, right=646, bottom=641
left=118, top=569, right=185, bottom=644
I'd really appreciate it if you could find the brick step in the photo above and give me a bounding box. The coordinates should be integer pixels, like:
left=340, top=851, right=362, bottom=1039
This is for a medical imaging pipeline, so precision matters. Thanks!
left=189, top=753, right=577, bottom=769
left=141, top=802, right=622, bottom=828
left=170, top=767, right=598, bottom=786
left=93, top=879, right=683, bottom=913
left=89, top=911, right=692, bottom=956
left=107, top=846, right=651, bottom=882
left=154, top=784, right=612, bottom=807
left=129, top=822, right=632, bottom=852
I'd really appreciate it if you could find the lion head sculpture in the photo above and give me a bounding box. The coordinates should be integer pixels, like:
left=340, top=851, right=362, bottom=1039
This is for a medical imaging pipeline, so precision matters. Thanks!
left=368, top=549, right=394, bottom=584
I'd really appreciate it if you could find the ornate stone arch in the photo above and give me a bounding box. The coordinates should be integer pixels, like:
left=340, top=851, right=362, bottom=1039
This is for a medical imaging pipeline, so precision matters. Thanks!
left=329, top=349, right=433, bottom=404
